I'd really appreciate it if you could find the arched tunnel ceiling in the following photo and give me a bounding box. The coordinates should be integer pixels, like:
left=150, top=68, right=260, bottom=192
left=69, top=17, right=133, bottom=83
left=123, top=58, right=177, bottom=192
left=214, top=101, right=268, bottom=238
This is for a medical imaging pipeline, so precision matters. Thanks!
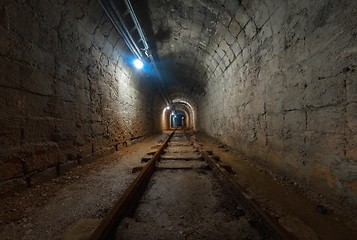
left=144, top=0, right=240, bottom=98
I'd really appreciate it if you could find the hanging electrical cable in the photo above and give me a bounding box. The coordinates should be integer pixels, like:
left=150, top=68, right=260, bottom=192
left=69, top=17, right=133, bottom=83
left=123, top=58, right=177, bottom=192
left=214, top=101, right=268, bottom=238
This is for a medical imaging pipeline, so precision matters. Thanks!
left=98, top=0, right=172, bottom=107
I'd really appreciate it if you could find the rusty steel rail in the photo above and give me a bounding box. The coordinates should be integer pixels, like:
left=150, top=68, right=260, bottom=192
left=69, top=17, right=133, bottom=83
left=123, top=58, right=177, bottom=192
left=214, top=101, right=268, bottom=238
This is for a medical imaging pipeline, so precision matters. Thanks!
left=89, top=130, right=176, bottom=240
left=192, top=140, right=294, bottom=240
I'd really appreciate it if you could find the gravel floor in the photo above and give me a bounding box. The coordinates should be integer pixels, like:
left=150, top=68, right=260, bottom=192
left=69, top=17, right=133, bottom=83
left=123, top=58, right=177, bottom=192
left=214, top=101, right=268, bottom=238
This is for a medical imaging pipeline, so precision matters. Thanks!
left=116, top=169, right=260, bottom=240
left=116, top=132, right=261, bottom=240
left=196, top=132, right=357, bottom=240
left=0, top=134, right=167, bottom=240
left=1, top=131, right=356, bottom=240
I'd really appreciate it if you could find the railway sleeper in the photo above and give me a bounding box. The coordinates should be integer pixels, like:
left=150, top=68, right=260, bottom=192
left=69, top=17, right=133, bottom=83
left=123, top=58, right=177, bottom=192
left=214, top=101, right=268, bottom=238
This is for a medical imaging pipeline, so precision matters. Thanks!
left=89, top=131, right=293, bottom=240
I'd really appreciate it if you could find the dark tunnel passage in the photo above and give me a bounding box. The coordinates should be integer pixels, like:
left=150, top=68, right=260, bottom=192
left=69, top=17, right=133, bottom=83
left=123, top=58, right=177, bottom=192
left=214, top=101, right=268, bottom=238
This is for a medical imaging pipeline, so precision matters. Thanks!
left=0, top=0, right=356, bottom=239
left=171, top=110, right=186, bottom=128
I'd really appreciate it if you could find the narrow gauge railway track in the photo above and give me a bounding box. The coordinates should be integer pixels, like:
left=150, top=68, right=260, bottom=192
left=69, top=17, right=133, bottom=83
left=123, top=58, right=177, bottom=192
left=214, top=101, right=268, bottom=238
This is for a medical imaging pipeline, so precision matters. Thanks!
left=89, top=131, right=292, bottom=240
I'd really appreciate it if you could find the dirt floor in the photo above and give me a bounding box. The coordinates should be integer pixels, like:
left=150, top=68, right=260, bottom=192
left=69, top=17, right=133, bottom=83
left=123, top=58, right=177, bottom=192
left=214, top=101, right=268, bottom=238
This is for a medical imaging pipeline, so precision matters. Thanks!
left=116, top=132, right=262, bottom=240
left=195, top=132, right=357, bottom=240
left=0, top=131, right=356, bottom=240
left=117, top=170, right=260, bottom=240
left=0, top=134, right=168, bottom=240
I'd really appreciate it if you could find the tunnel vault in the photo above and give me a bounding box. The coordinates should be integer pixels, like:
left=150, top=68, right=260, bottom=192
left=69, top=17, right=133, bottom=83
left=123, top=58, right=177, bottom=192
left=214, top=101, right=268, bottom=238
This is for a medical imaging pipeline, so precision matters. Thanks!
left=0, top=0, right=356, bottom=212
left=145, top=0, right=357, bottom=209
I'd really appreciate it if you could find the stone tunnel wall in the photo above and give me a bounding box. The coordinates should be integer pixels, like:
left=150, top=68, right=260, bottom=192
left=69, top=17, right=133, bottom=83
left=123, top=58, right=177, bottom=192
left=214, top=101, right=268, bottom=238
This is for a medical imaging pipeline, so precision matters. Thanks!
left=0, top=0, right=159, bottom=194
left=198, top=0, right=357, bottom=207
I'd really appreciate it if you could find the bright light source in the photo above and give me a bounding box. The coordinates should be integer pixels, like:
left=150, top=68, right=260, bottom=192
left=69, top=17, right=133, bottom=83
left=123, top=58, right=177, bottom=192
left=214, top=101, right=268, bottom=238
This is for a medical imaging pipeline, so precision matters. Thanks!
left=166, top=106, right=170, bottom=110
left=133, top=59, right=144, bottom=69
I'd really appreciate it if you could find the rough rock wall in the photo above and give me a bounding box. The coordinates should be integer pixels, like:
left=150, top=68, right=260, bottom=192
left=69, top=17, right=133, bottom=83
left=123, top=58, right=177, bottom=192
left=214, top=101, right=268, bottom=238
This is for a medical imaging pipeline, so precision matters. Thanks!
left=0, top=0, right=158, bottom=194
left=199, top=0, right=357, bottom=207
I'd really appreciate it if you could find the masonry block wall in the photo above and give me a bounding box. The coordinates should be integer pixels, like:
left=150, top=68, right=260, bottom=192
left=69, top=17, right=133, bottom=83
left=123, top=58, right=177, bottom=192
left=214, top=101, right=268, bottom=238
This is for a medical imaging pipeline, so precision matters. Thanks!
left=0, top=0, right=159, bottom=194
left=198, top=0, right=357, bottom=207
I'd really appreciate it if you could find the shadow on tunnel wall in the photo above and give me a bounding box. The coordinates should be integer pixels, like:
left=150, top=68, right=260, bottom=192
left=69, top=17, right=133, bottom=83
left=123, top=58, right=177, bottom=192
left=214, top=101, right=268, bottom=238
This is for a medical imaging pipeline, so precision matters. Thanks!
left=157, top=52, right=208, bottom=96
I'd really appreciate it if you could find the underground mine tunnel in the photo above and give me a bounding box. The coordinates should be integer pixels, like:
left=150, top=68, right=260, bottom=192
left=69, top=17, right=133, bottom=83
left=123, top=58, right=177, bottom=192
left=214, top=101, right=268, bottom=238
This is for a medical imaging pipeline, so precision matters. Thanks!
left=0, top=0, right=356, bottom=239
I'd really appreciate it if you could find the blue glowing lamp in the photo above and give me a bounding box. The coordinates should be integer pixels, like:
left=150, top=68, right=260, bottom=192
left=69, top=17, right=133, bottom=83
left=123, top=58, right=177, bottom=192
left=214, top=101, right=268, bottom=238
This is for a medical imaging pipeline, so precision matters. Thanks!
left=133, top=59, right=144, bottom=69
